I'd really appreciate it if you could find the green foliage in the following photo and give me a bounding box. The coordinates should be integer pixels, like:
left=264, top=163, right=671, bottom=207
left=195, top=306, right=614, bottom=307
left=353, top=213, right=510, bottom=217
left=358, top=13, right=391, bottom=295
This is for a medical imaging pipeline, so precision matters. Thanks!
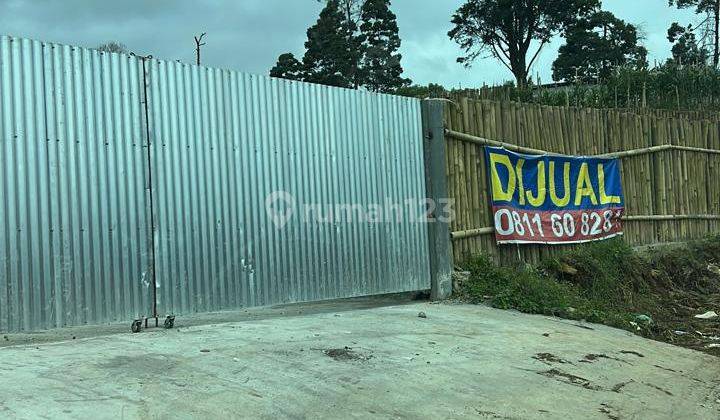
left=448, top=0, right=599, bottom=87
left=359, top=0, right=410, bottom=92
left=552, top=11, right=648, bottom=83
left=481, top=64, right=720, bottom=111
left=671, top=0, right=718, bottom=9
left=271, top=0, right=409, bottom=92
left=464, top=255, right=585, bottom=315
left=648, top=235, right=720, bottom=291
left=302, top=0, right=361, bottom=88
left=541, top=239, right=651, bottom=310
left=318, top=0, right=366, bottom=24
left=463, top=239, right=648, bottom=327
left=270, top=53, right=304, bottom=80
left=667, top=23, right=709, bottom=66
left=461, top=236, right=720, bottom=339
left=395, top=83, right=448, bottom=99
left=668, top=0, right=720, bottom=66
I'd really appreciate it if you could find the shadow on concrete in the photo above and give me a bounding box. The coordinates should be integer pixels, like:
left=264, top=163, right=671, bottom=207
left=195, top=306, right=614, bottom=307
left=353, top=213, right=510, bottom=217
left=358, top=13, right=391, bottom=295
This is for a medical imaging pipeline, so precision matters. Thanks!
left=1, top=292, right=428, bottom=348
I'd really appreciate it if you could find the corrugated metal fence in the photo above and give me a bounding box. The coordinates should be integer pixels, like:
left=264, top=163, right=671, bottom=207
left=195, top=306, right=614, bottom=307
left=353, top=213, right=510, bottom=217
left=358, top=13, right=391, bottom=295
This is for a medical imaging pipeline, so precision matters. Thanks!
left=0, top=36, right=430, bottom=332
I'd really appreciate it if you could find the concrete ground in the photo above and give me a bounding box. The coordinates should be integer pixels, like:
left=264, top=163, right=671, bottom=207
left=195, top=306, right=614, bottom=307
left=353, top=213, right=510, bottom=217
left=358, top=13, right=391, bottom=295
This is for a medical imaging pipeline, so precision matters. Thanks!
left=1, top=297, right=719, bottom=419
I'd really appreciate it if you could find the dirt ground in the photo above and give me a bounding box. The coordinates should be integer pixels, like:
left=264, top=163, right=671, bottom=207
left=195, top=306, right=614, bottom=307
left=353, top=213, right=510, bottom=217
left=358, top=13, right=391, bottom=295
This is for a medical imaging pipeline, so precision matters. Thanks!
left=1, top=297, right=719, bottom=419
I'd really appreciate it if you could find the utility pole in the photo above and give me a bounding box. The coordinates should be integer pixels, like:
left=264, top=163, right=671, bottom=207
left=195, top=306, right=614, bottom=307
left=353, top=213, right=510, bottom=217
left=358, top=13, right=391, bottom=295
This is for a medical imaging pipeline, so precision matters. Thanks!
left=194, top=33, right=207, bottom=66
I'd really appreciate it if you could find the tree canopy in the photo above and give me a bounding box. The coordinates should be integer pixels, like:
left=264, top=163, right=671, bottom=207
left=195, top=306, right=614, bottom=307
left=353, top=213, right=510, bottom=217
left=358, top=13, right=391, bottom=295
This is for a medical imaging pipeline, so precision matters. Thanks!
left=448, top=0, right=599, bottom=87
left=359, top=0, right=410, bottom=92
left=96, top=41, right=128, bottom=54
left=669, top=0, right=720, bottom=66
left=270, top=53, right=304, bottom=80
left=395, top=83, right=448, bottom=99
left=552, top=11, right=647, bottom=83
left=667, top=23, right=709, bottom=65
left=302, top=0, right=360, bottom=88
left=318, top=0, right=367, bottom=27
left=271, top=0, right=410, bottom=92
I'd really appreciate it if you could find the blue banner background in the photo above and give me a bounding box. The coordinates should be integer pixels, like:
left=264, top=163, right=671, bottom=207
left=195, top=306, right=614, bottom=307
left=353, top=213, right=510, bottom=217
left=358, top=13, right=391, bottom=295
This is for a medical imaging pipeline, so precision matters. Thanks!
left=485, top=147, right=624, bottom=212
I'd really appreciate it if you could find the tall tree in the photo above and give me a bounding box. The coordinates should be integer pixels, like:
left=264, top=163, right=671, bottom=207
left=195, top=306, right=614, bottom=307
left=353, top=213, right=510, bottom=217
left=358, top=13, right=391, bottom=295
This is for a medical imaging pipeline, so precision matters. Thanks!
left=271, top=0, right=409, bottom=91
left=552, top=11, right=647, bottom=83
left=669, top=0, right=720, bottom=67
left=302, top=0, right=360, bottom=88
left=359, top=0, right=410, bottom=92
left=667, top=23, right=709, bottom=65
left=318, top=0, right=367, bottom=86
left=270, top=53, right=304, bottom=80
left=448, top=0, right=599, bottom=87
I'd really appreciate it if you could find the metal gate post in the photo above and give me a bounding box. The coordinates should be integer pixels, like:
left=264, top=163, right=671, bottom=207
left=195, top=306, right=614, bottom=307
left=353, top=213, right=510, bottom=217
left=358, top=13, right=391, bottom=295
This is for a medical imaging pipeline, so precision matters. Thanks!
left=421, top=100, right=453, bottom=300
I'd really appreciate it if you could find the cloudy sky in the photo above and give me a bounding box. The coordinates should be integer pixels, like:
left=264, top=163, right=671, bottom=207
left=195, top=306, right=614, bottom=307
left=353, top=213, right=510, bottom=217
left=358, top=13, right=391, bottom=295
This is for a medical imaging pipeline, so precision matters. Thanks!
left=1, top=0, right=699, bottom=87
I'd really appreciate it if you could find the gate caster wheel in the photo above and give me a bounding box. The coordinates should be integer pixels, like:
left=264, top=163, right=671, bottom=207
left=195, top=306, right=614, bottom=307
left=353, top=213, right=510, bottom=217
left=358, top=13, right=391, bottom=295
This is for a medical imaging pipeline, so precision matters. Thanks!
left=131, top=319, right=143, bottom=333
left=163, top=316, right=175, bottom=329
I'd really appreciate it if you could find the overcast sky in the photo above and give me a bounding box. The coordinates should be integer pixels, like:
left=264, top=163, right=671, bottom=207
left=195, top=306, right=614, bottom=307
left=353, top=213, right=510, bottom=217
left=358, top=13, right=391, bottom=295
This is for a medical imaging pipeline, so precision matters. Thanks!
left=1, top=0, right=699, bottom=87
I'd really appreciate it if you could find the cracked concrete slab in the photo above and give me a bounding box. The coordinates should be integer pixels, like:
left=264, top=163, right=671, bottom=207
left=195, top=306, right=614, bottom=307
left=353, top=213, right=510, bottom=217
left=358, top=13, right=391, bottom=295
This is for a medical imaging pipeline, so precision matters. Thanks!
left=1, top=301, right=719, bottom=419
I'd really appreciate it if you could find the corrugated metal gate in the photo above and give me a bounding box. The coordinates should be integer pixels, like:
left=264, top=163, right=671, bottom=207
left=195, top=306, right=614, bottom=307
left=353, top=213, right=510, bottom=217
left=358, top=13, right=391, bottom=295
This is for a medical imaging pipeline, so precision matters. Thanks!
left=0, top=36, right=430, bottom=332
left=0, top=37, right=155, bottom=332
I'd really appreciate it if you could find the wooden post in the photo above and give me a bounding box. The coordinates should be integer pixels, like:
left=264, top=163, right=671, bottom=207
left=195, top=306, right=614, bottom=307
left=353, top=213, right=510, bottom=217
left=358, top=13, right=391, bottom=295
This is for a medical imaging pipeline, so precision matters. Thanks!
left=642, top=82, right=647, bottom=108
left=421, top=100, right=453, bottom=300
left=615, top=86, right=618, bottom=108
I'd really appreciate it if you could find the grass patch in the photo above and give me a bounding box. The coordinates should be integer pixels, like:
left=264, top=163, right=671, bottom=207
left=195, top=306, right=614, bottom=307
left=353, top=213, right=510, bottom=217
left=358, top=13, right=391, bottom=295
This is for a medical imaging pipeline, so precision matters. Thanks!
left=465, top=255, right=585, bottom=315
left=460, top=236, right=720, bottom=354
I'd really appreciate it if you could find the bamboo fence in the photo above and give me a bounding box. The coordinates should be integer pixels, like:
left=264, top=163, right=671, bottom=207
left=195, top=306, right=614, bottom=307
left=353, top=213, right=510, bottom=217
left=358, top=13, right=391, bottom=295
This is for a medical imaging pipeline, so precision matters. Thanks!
left=444, top=98, right=720, bottom=265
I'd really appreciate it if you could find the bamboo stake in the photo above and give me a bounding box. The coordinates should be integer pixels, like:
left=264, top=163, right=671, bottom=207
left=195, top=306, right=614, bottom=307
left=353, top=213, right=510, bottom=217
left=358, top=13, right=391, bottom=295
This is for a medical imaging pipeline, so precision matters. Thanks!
left=452, top=215, right=720, bottom=240
left=452, top=214, right=720, bottom=241
left=451, top=227, right=496, bottom=240
left=445, top=129, right=720, bottom=158
left=624, top=214, right=720, bottom=221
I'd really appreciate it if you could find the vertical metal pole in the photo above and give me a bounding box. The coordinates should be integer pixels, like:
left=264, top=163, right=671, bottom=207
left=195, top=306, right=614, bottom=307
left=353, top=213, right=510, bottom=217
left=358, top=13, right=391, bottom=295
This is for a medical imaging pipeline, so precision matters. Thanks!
left=140, top=56, right=158, bottom=319
left=421, top=100, right=453, bottom=300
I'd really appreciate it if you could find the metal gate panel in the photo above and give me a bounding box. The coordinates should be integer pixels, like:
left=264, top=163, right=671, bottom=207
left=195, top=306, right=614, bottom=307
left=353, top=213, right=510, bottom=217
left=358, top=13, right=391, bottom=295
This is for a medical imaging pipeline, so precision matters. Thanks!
left=0, top=35, right=431, bottom=332
left=0, top=36, right=153, bottom=331
left=145, top=59, right=430, bottom=314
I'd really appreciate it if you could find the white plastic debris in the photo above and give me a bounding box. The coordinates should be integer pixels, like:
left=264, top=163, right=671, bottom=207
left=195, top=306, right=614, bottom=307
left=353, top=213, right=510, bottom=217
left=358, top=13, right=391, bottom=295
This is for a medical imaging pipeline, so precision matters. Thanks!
left=635, top=314, right=654, bottom=326
left=695, top=311, right=719, bottom=320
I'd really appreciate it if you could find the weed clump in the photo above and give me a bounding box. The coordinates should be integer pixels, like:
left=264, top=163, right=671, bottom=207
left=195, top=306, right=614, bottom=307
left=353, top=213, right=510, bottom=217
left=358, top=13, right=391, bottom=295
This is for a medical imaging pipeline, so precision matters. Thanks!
left=460, top=236, right=720, bottom=354
left=541, top=239, right=651, bottom=309
left=465, top=255, right=583, bottom=315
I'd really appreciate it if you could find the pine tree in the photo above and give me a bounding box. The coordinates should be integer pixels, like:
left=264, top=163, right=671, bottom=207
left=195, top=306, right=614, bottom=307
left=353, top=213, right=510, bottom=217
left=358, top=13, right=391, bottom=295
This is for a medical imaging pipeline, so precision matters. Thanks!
left=315, top=0, right=367, bottom=87
left=270, top=53, right=304, bottom=80
left=359, top=0, right=410, bottom=92
left=317, top=0, right=367, bottom=27
left=303, top=0, right=360, bottom=88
